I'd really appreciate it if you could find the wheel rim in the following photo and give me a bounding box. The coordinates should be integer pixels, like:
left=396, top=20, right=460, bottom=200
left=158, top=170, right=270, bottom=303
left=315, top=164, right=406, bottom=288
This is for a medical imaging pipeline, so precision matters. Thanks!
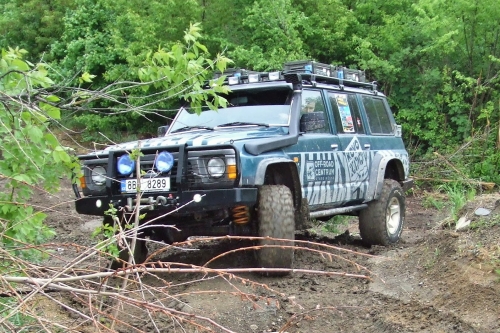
left=386, top=197, right=401, bottom=235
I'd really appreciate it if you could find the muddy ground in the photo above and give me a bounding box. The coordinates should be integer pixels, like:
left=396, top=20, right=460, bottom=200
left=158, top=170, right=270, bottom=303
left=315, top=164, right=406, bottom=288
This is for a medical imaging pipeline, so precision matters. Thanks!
left=28, top=181, right=500, bottom=333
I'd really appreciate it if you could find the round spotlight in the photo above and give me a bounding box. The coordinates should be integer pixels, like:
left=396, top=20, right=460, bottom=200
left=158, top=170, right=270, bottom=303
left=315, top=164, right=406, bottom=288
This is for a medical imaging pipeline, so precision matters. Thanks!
left=117, top=154, right=135, bottom=175
left=91, top=166, right=106, bottom=185
left=155, top=151, right=174, bottom=173
left=207, top=157, right=225, bottom=178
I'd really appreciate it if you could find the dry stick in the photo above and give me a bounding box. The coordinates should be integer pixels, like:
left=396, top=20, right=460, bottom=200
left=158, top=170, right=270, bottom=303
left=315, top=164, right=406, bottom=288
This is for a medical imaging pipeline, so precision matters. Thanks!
left=0, top=227, right=122, bottom=325
left=3, top=266, right=369, bottom=285
left=278, top=305, right=369, bottom=333
left=202, top=240, right=380, bottom=276
left=433, top=151, right=468, bottom=178
left=431, top=151, right=497, bottom=189
left=109, top=146, right=142, bottom=331
left=413, top=177, right=496, bottom=189
left=12, top=281, right=237, bottom=333
left=109, top=146, right=161, bottom=333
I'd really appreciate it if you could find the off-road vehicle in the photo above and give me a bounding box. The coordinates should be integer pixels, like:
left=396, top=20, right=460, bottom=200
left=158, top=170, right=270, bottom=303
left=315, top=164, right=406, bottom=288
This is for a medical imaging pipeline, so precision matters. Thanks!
left=73, top=60, right=413, bottom=270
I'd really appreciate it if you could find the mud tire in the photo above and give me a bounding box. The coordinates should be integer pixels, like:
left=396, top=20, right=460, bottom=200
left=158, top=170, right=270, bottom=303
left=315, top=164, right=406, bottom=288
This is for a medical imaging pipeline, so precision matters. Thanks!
left=359, top=179, right=405, bottom=246
left=296, top=198, right=313, bottom=230
left=257, top=185, right=295, bottom=275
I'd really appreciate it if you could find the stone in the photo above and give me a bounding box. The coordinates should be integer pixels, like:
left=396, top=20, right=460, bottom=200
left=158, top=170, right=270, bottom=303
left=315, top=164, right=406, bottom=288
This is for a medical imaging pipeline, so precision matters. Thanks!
left=474, top=207, right=491, bottom=216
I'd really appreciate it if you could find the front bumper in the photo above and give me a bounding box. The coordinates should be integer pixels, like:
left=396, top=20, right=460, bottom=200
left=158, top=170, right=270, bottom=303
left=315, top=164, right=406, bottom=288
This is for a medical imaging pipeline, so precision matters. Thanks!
left=74, top=188, right=258, bottom=216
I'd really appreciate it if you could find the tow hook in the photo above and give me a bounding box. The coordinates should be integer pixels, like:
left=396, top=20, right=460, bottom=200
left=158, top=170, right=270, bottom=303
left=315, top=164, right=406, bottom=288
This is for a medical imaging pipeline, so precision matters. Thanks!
left=125, top=195, right=179, bottom=212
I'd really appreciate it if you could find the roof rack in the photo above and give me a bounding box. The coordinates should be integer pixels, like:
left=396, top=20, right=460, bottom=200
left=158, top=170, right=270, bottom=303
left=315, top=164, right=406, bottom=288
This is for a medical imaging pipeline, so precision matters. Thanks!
left=283, top=60, right=377, bottom=91
left=209, top=60, right=377, bottom=91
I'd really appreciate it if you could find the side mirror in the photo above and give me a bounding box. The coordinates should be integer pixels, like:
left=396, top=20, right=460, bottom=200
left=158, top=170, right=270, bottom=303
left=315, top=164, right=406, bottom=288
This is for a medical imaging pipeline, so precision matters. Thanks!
left=157, top=125, right=170, bottom=137
left=300, top=112, right=326, bottom=132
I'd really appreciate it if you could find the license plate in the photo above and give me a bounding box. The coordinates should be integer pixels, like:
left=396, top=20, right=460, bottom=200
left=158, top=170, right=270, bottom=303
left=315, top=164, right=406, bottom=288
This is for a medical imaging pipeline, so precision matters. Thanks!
left=120, top=177, right=170, bottom=193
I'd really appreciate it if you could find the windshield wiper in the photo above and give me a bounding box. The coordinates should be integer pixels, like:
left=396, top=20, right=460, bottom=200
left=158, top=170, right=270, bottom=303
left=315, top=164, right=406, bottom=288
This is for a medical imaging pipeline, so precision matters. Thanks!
left=171, top=126, right=214, bottom=133
left=216, top=122, right=269, bottom=128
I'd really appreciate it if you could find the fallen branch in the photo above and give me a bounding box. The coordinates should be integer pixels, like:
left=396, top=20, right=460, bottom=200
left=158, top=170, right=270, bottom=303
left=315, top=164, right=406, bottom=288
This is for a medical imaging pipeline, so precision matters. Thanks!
left=413, top=177, right=496, bottom=190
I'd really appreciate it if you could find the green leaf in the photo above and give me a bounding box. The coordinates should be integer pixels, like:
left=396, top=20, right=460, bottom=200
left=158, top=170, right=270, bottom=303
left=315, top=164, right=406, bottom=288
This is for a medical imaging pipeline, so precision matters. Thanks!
left=80, top=72, right=96, bottom=83
left=39, top=102, right=61, bottom=120
left=44, top=133, right=60, bottom=148
left=13, top=174, right=32, bottom=184
left=45, top=95, right=60, bottom=103
left=11, top=58, right=30, bottom=71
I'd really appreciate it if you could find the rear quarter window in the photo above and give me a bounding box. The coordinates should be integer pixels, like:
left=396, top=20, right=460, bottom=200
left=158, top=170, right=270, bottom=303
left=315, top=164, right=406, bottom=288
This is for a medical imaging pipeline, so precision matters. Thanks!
left=361, top=96, right=393, bottom=134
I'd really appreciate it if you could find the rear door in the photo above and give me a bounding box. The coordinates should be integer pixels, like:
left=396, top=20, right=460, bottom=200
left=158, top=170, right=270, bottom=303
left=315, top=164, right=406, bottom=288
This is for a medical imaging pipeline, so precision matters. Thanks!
left=326, top=91, right=372, bottom=204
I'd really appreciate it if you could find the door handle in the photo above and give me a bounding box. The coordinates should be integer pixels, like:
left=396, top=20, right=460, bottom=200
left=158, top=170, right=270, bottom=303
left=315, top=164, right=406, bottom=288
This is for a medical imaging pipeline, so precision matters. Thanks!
left=331, top=144, right=339, bottom=150
left=364, top=144, right=371, bottom=150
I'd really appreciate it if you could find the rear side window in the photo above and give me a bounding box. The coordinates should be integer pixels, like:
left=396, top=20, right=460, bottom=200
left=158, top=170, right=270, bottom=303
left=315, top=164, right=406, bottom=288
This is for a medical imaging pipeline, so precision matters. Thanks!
left=361, top=96, right=393, bottom=134
left=328, top=92, right=365, bottom=134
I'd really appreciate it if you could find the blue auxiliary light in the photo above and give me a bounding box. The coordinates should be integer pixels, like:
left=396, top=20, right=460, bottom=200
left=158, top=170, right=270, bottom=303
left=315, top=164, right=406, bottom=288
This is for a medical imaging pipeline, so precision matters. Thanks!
left=117, top=154, right=136, bottom=175
left=155, top=151, right=174, bottom=173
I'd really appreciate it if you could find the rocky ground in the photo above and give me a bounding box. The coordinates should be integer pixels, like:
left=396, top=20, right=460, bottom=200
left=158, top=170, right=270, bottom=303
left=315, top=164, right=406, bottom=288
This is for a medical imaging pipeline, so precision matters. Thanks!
left=26, top=181, right=500, bottom=333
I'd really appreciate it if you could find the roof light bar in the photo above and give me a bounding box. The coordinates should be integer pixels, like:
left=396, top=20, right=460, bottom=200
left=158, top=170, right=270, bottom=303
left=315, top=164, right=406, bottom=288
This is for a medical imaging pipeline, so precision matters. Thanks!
left=268, top=72, right=280, bottom=81
left=228, top=76, right=240, bottom=85
left=248, top=73, right=260, bottom=83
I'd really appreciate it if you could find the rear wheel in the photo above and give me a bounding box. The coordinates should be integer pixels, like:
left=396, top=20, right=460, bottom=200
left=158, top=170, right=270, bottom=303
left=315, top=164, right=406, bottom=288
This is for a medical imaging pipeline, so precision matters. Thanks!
left=359, top=179, right=405, bottom=246
left=256, top=185, right=295, bottom=275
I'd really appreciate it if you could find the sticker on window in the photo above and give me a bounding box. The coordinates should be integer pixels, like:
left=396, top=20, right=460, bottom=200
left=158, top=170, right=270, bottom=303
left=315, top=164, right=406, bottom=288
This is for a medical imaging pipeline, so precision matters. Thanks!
left=333, top=94, right=355, bottom=133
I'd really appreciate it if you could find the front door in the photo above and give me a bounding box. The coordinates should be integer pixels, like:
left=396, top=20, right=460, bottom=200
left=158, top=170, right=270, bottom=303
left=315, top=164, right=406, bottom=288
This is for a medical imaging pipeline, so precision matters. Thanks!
left=285, top=89, right=350, bottom=209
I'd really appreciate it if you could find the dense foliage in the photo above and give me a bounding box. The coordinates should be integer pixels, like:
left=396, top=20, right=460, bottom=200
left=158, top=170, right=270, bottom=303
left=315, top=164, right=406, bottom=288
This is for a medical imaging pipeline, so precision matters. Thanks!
left=0, top=48, right=77, bottom=258
left=1, top=0, right=499, bottom=181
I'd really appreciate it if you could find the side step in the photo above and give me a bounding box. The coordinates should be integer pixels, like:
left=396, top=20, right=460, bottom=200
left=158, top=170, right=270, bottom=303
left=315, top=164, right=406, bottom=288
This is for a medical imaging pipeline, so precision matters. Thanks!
left=309, top=204, right=367, bottom=219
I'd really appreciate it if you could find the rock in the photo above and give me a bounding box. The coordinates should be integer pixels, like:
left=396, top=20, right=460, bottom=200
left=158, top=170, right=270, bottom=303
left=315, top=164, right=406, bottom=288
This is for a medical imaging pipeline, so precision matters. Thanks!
left=474, top=207, right=491, bottom=216
left=250, top=324, right=258, bottom=331
left=455, top=216, right=471, bottom=231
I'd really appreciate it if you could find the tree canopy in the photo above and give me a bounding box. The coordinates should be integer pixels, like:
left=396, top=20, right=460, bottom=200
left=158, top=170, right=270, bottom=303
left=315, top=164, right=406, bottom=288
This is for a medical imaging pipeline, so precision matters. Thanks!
left=1, top=0, right=499, bottom=181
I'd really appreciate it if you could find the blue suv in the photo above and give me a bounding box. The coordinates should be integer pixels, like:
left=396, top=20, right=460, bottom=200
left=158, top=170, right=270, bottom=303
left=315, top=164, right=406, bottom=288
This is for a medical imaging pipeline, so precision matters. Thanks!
left=74, top=61, right=413, bottom=271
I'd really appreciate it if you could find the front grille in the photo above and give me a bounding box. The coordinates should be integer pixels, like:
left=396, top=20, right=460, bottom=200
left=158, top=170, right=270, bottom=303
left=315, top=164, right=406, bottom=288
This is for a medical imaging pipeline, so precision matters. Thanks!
left=109, top=146, right=238, bottom=194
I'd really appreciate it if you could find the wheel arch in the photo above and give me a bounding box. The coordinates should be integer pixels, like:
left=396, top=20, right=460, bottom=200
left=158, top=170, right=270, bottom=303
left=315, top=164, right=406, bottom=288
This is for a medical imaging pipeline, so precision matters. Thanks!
left=255, top=159, right=302, bottom=209
left=366, top=155, right=406, bottom=201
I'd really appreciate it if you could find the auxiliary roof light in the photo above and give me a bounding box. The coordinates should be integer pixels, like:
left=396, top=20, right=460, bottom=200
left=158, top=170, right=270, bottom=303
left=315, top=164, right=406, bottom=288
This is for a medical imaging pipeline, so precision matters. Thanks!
left=228, top=76, right=240, bottom=85
left=268, top=71, right=280, bottom=81
left=248, top=73, right=260, bottom=83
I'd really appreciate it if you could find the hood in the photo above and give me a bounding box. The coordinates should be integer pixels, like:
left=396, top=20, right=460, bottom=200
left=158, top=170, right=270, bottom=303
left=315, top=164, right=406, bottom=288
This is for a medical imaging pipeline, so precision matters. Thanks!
left=104, top=127, right=288, bottom=152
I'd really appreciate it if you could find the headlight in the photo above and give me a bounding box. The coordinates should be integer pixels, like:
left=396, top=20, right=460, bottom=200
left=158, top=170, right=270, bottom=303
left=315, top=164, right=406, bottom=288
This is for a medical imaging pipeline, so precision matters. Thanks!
left=117, top=154, right=135, bottom=175
left=155, top=151, right=174, bottom=173
left=207, top=157, right=225, bottom=178
left=91, top=166, right=106, bottom=186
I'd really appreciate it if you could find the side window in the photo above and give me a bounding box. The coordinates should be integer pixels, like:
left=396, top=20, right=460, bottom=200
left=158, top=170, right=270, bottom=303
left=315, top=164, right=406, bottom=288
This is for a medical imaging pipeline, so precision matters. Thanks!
left=328, top=92, right=364, bottom=134
left=361, top=96, right=393, bottom=134
left=300, top=90, right=330, bottom=133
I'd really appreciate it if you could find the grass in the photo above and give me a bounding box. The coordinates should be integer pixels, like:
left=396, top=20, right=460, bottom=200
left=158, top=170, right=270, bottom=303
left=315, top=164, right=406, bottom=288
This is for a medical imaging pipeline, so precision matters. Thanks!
left=321, top=215, right=354, bottom=234
left=439, top=183, right=476, bottom=220
left=422, top=194, right=445, bottom=210
left=470, top=215, right=500, bottom=230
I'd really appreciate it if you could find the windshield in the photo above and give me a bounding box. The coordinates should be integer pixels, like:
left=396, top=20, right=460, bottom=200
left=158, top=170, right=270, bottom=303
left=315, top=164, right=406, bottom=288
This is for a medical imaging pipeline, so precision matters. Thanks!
left=170, top=87, right=292, bottom=132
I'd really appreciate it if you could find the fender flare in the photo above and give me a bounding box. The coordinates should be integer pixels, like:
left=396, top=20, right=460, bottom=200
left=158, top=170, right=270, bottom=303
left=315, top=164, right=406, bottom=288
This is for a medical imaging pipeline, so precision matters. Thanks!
left=366, top=154, right=404, bottom=201
left=254, top=158, right=297, bottom=185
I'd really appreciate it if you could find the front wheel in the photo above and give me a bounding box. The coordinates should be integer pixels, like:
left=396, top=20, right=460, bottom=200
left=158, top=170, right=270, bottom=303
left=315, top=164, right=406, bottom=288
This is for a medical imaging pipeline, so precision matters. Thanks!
left=256, top=185, right=295, bottom=275
left=359, top=179, right=405, bottom=246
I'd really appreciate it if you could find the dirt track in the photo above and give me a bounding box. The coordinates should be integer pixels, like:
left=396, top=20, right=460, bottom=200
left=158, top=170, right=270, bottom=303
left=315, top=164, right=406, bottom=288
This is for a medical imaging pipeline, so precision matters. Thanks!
left=35, top=181, right=500, bottom=333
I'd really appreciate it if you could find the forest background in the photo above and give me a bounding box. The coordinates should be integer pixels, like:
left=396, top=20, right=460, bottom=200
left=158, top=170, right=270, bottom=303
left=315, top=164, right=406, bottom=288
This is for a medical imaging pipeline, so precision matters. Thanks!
left=1, top=0, right=500, bottom=184
left=1, top=0, right=500, bottom=330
